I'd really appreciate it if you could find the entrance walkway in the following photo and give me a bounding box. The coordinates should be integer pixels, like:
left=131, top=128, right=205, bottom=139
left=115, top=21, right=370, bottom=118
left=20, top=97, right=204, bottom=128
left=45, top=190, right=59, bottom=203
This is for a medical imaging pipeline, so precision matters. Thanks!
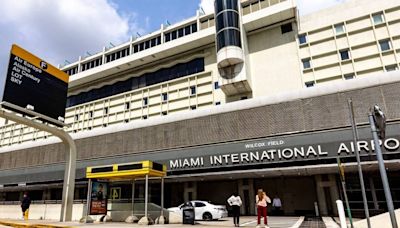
left=0, top=216, right=305, bottom=228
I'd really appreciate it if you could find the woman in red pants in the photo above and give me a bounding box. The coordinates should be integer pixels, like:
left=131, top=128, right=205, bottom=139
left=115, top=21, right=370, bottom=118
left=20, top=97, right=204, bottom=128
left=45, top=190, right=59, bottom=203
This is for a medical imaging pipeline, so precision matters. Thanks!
left=256, top=189, right=271, bottom=228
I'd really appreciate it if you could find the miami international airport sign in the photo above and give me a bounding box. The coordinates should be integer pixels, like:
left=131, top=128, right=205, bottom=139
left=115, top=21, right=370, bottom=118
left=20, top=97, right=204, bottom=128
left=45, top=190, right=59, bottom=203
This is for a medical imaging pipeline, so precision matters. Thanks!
left=166, top=134, right=400, bottom=171
left=1, top=44, right=69, bottom=126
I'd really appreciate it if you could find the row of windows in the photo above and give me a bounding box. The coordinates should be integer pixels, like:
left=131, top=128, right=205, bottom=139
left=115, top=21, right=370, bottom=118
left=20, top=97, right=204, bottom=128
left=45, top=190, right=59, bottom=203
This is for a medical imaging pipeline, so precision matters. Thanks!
left=133, top=36, right=162, bottom=53
left=165, top=24, right=197, bottom=42
left=66, top=58, right=205, bottom=107
left=298, top=12, right=385, bottom=45
left=305, top=64, right=399, bottom=88
left=65, top=66, right=78, bottom=76
left=63, top=23, right=198, bottom=76
left=73, top=86, right=198, bottom=121
left=81, top=58, right=102, bottom=72
left=301, top=39, right=393, bottom=70
left=105, top=47, right=130, bottom=63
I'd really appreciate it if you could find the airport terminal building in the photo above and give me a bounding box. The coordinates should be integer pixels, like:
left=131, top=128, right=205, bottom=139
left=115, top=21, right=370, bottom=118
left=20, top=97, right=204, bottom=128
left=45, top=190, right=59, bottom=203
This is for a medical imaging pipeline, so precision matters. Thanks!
left=1, top=0, right=400, bottom=219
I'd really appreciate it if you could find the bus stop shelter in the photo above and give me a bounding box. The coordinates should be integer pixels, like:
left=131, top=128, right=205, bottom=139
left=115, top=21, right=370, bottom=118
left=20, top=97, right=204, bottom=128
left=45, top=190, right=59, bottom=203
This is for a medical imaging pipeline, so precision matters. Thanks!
left=85, top=160, right=167, bottom=224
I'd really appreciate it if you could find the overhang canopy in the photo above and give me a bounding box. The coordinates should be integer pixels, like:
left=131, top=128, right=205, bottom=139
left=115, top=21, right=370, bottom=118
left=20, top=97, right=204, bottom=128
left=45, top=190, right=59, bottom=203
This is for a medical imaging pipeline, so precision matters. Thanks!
left=86, top=160, right=166, bottom=180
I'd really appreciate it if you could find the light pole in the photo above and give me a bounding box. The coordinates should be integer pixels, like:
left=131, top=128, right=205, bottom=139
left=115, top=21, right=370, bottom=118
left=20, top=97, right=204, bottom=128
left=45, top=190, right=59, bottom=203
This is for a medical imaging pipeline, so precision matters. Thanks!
left=369, top=105, right=398, bottom=228
left=348, top=99, right=371, bottom=228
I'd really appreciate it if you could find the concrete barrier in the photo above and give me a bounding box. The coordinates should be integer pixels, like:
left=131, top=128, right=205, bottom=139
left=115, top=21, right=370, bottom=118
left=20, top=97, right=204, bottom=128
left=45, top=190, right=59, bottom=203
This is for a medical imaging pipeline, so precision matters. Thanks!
left=354, top=209, right=400, bottom=228
left=0, top=204, right=85, bottom=221
left=0, top=202, right=176, bottom=223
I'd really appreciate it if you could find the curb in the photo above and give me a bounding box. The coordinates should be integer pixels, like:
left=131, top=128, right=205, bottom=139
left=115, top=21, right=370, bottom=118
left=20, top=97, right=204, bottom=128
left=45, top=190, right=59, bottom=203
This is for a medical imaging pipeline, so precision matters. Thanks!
left=0, top=220, right=75, bottom=228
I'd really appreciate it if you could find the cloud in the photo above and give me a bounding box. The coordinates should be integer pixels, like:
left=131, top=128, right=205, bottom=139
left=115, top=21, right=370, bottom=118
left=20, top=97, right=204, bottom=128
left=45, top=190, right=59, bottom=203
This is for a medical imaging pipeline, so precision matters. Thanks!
left=0, top=0, right=144, bottom=75
left=199, top=0, right=214, bottom=14
left=297, top=0, right=348, bottom=15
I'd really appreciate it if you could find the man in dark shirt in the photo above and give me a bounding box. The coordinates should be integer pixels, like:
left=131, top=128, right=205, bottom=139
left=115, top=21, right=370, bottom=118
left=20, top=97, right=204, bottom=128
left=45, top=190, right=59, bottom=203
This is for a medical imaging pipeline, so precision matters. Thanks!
left=21, top=192, right=31, bottom=220
left=96, top=184, right=104, bottom=200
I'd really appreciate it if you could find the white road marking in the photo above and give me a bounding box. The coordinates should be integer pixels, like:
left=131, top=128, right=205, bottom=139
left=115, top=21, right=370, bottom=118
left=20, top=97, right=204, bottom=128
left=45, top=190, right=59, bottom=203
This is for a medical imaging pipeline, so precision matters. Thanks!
left=289, top=216, right=305, bottom=228
left=240, top=219, right=257, bottom=226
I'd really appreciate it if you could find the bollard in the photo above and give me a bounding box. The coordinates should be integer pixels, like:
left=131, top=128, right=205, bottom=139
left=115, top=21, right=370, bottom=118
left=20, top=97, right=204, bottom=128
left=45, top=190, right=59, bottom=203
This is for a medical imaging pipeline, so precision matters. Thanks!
left=314, top=202, right=319, bottom=217
left=336, top=200, right=347, bottom=228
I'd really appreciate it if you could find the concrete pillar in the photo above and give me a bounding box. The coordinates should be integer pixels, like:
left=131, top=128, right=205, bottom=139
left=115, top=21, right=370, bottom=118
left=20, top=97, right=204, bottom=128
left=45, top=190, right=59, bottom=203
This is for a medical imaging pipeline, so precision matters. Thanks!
left=0, top=192, right=5, bottom=201
left=328, top=174, right=340, bottom=216
left=42, top=189, right=51, bottom=200
left=238, top=179, right=246, bottom=215
left=248, top=179, right=255, bottom=215
left=315, top=175, right=328, bottom=216
left=183, top=182, right=197, bottom=202
left=369, top=177, right=379, bottom=210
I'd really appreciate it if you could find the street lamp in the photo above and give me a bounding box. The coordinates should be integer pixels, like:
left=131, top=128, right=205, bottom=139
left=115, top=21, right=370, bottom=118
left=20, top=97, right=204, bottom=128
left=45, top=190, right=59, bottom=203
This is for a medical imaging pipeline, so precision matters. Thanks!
left=369, top=105, right=398, bottom=228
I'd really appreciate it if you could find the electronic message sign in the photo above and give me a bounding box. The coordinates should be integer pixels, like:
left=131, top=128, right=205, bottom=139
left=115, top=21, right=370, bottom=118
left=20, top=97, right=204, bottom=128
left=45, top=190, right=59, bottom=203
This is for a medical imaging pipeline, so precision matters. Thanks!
left=1, top=44, right=69, bottom=126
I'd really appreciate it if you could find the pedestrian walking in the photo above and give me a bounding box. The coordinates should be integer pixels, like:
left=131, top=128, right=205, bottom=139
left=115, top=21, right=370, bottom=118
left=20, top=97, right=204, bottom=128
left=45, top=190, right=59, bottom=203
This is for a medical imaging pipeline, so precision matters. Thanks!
left=272, top=195, right=282, bottom=216
left=21, top=192, right=31, bottom=220
left=256, top=189, right=270, bottom=228
left=227, top=192, right=242, bottom=227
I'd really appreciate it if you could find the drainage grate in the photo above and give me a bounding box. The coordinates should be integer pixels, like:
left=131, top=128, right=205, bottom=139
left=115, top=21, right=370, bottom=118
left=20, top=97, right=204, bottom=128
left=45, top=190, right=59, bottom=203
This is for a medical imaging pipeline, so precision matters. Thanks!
left=299, top=217, right=326, bottom=228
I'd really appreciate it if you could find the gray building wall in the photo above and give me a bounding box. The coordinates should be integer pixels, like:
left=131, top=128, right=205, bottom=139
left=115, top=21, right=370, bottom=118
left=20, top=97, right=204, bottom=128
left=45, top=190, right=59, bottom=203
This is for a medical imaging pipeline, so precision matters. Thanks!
left=0, top=79, right=399, bottom=172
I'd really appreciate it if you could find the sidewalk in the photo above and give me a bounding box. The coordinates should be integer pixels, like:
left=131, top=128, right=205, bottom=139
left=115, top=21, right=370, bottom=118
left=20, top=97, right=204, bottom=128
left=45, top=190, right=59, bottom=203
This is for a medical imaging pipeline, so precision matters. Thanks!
left=0, top=216, right=304, bottom=228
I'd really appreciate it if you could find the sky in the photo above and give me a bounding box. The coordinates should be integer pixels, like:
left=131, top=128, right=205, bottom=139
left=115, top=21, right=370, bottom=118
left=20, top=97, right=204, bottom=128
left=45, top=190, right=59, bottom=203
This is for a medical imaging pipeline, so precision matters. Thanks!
left=0, top=0, right=347, bottom=77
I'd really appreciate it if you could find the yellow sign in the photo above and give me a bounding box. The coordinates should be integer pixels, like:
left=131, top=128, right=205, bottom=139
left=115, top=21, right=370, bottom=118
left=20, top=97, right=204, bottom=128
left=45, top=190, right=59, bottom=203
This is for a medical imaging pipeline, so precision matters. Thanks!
left=111, top=187, right=121, bottom=200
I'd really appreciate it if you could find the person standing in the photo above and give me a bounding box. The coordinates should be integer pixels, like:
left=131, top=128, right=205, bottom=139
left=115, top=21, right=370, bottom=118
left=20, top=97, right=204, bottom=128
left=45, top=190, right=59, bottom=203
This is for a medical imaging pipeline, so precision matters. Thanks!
left=227, top=193, right=242, bottom=227
left=272, top=195, right=282, bottom=216
left=21, top=192, right=31, bottom=220
left=256, top=189, right=271, bottom=228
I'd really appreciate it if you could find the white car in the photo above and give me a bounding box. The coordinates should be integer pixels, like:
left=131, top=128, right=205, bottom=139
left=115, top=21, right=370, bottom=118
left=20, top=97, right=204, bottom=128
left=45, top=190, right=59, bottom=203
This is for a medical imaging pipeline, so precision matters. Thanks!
left=168, top=200, right=228, bottom=221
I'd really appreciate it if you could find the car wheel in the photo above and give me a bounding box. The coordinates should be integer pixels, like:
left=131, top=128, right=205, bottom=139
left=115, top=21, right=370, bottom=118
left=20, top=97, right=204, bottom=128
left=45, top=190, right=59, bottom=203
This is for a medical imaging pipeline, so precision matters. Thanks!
left=202, top=212, right=213, bottom=221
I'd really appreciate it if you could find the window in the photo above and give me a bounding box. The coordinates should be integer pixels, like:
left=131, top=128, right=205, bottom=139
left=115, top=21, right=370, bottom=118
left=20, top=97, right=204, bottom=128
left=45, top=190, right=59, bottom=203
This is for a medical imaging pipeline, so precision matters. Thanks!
left=298, top=34, right=307, bottom=45
left=89, top=111, right=93, bottom=118
left=302, top=59, right=311, bottom=69
left=190, top=86, right=196, bottom=95
left=103, top=123, right=107, bottom=127
left=161, top=111, right=167, bottom=116
left=66, top=58, right=205, bottom=107
left=379, top=40, right=391, bottom=52
left=215, top=101, right=221, bottom=105
left=142, top=115, right=148, bottom=120
left=194, top=202, right=206, bottom=207
left=124, top=119, right=129, bottom=123
left=385, top=65, right=398, bottom=72
left=190, top=105, right=196, bottom=110
left=143, top=97, right=148, bottom=106
left=334, top=23, right=345, bottom=35
left=372, top=13, right=384, bottom=25
left=305, top=81, right=315, bottom=87
left=125, top=102, right=130, bottom=110
left=344, top=73, right=355, bottom=80
left=74, top=114, right=79, bottom=121
left=281, top=23, right=293, bottom=34
left=162, top=93, right=168, bottom=101
left=104, top=107, right=109, bottom=115
left=340, top=50, right=350, bottom=61
left=214, top=81, right=220, bottom=89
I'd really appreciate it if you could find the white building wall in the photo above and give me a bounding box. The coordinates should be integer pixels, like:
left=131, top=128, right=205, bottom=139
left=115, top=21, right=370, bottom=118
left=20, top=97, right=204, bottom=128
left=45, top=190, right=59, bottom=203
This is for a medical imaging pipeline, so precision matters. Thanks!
left=247, top=22, right=303, bottom=97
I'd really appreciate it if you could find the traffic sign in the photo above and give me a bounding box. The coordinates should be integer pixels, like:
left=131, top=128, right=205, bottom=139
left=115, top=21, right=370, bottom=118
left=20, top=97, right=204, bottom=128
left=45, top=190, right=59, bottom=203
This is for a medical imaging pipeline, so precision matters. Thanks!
left=1, top=44, right=69, bottom=126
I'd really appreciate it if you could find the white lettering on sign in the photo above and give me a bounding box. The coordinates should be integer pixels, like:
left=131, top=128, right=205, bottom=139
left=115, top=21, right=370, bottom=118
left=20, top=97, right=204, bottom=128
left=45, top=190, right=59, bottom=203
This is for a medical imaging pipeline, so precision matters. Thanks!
left=170, top=157, right=204, bottom=169
left=169, top=138, right=400, bottom=170
left=10, top=57, right=41, bottom=86
left=245, top=140, right=285, bottom=149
